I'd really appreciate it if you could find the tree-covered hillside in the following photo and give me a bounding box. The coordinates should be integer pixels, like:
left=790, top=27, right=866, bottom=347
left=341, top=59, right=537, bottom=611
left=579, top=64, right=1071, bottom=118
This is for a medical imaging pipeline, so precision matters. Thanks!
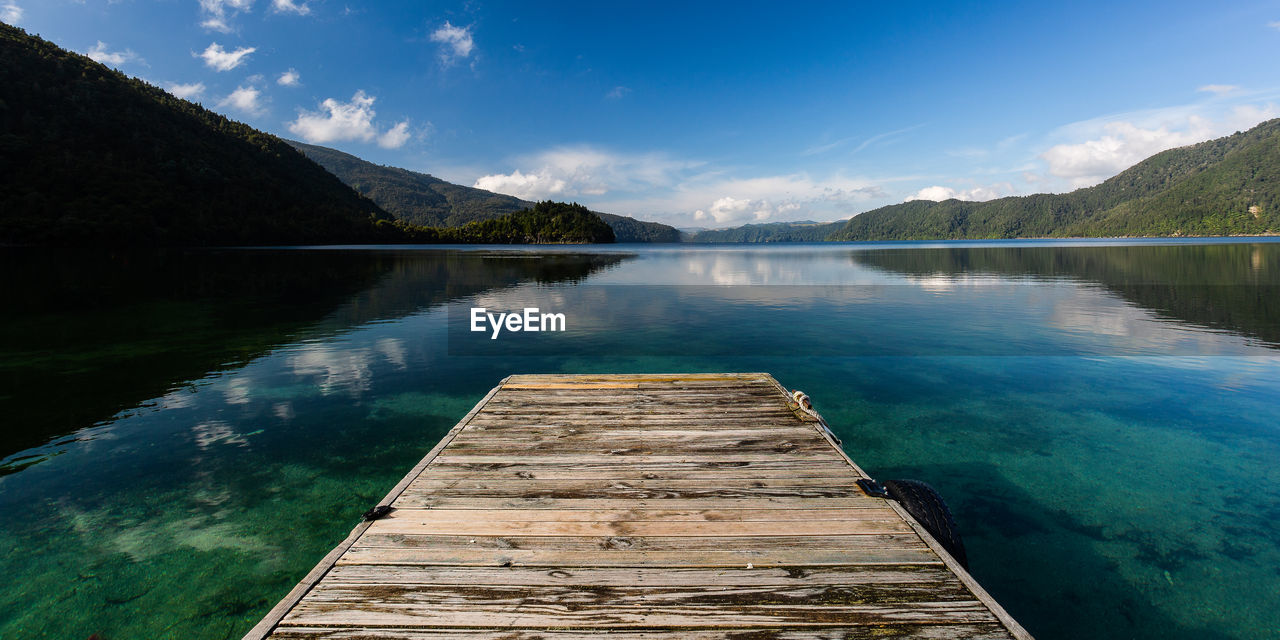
left=0, top=25, right=622, bottom=246
left=831, top=119, right=1280, bottom=240
left=289, top=140, right=681, bottom=242
left=382, top=201, right=615, bottom=244
left=287, top=140, right=530, bottom=227
left=593, top=212, right=682, bottom=243
left=0, top=24, right=393, bottom=246
left=689, top=220, right=846, bottom=242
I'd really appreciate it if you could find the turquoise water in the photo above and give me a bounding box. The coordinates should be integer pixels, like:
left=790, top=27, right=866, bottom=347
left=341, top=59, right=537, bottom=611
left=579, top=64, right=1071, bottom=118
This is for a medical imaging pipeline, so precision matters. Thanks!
left=2, top=240, right=1279, bottom=638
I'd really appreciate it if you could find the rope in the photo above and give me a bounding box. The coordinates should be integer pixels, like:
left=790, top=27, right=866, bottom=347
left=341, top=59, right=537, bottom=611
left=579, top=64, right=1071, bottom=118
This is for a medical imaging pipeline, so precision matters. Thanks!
left=791, top=390, right=842, bottom=446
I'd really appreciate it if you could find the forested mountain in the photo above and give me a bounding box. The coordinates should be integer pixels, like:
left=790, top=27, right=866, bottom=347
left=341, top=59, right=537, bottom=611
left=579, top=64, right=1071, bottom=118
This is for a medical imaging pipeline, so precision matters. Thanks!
left=289, top=141, right=681, bottom=242
left=286, top=140, right=528, bottom=227
left=689, top=220, right=847, bottom=242
left=0, top=24, right=393, bottom=246
left=831, top=119, right=1280, bottom=240
left=593, top=211, right=682, bottom=243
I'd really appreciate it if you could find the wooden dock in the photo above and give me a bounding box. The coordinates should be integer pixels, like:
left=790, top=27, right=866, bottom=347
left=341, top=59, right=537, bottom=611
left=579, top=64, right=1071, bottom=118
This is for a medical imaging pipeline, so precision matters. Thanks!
left=246, top=373, right=1032, bottom=639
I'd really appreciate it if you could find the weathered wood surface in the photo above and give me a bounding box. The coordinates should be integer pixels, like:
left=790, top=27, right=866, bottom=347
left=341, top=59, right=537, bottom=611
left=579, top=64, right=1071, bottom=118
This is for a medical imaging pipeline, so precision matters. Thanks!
left=250, top=373, right=1031, bottom=639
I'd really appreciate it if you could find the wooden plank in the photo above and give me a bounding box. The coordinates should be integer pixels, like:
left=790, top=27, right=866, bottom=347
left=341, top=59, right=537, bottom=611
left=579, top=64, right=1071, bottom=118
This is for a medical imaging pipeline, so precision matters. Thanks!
left=470, top=408, right=799, bottom=417
left=321, top=563, right=958, bottom=586
left=438, top=442, right=833, bottom=455
left=466, top=417, right=809, bottom=428
left=418, top=465, right=856, bottom=480
left=335, top=547, right=944, bottom=567
left=299, top=582, right=977, bottom=607
left=405, top=477, right=858, bottom=491
left=484, top=393, right=786, bottom=404
left=431, top=453, right=846, bottom=464
left=395, top=486, right=865, bottom=501
left=393, top=496, right=881, bottom=509
left=503, top=383, right=642, bottom=389
left=352, top=533, right=931, bottom=552
left=450, top=427, right=820, bottom=440
left=269, top=625, right=1017, bottom=639
left=365, top=518, right=914, bottom=537
left=280, top=595, right=997, bottom=628
left=482, top=397, right=790, bottom=407
left=446, top=435, right=823, bottom=448
left=424, top=459, right=846, bottom=470
left=376, top=508, right=898, bottom=522
left=505, top=373, right=770, bottom=382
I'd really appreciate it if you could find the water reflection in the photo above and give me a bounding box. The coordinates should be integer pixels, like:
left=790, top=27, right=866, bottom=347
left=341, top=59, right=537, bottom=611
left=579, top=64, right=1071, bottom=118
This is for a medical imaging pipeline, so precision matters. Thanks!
left=0, top=249, right=627, bottom=463
left=850, top=243, right=1280, bottom=347
left=451, top=242, right=1280, bottom=358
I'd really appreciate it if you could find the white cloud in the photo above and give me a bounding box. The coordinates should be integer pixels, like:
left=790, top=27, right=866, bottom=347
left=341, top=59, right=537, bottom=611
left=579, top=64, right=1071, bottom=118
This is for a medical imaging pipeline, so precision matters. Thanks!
left=474, top=146, right=890, bottom=226
left=606, top=86, right=631, bottom=100
left=905, top=183, right=1016, bottom=202
left=272, top=0, right=309, bottom=15
left=199, top=0, right=253, bottom=32
left=1041, top=121, right=1209, bottom=187
left=619, top=175, right=891, bottom=227
left=86, top=41, right=142, bottom=67
left=475, top=170, right=567, bottom=199
left=277, top=68, right=301, bottom=86
left=167, top=82, right=207, bottom=100
left=1, top=2, right=22, bottom=24
left=1197, top=84, right=1239, bottom=95
left=218, top=86, right=264, bottom=115
left=1268, top=21, right=1280, bottom=31
left=693, top=197, right=802, bottom=224
left=474, top=147, right=695, bottom=200
left=430, top=21, right=474, bottom=63
left=198, top=42, right=256, bottom=71
left=685, top=177, right=884, bottom=225
left=1040, top=105, right=1278, bottom=187
left=377, top=121, right=412, bottom=149
left=288, top=91, right=411, bottom=146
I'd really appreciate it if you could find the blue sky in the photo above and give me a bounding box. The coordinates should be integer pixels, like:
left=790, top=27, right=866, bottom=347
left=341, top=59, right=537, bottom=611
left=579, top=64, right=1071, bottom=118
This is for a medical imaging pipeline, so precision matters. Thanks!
left=7, top=1, right=1280, bottom=227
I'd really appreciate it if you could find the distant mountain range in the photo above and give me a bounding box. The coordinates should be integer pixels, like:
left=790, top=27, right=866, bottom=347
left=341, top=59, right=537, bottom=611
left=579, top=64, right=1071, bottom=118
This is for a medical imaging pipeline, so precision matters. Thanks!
left=287, top=141, right=681, bottom=243
left=687, top=220, right=847, bottom=242
left=829, top=119, right=1280, bottom=240
left=687, top=119, right=1280, bottom=242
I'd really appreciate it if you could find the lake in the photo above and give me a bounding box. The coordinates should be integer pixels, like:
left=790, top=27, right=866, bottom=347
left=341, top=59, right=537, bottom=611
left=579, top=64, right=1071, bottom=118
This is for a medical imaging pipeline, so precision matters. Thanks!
left=2, top=239, right=1279, bottom=639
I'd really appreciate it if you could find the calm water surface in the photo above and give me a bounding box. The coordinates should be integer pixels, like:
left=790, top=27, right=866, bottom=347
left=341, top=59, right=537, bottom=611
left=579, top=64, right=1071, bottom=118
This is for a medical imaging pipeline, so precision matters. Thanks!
left=2, top=240, right=1279, bottom=639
